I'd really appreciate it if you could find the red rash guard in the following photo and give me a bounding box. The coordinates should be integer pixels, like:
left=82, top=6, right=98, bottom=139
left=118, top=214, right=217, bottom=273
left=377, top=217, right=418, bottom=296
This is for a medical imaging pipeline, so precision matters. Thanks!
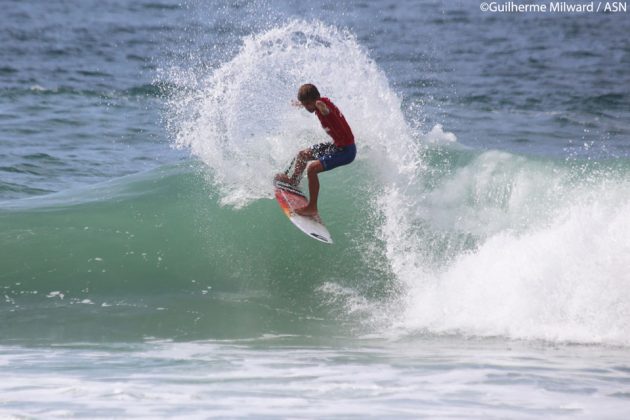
left=315, top=97, right=355, bottom=147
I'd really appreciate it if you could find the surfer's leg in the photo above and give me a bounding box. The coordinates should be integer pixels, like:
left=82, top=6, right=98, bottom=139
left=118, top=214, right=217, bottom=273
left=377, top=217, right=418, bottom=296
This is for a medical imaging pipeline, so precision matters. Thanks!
left=290, top=148, right=314, bottom=184
left=275, top=148, right=314, bottom=185
left=296, top=160, right=323, bottom=216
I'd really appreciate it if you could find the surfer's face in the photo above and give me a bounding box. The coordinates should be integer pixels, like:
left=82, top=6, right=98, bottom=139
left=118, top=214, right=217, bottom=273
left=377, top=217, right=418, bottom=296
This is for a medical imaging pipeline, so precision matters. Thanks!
left=301, top=100, right=317, bottom=113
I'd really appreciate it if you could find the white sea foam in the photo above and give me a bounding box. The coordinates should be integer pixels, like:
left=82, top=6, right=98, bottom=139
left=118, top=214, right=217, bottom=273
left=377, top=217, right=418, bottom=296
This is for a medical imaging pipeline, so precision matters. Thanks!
left=2, top=340, right=630, bottom=418
left=380, top=151, right=630, bottom=345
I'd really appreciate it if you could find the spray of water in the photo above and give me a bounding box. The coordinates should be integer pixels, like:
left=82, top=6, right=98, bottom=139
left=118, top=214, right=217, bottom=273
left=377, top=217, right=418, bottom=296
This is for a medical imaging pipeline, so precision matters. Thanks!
left=164, top=19, right=416, bottom=207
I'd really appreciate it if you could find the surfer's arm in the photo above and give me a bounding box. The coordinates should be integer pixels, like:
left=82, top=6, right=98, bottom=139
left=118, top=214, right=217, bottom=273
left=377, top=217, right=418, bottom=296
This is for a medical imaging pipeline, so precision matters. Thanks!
left=315, top=100, right=330, bottom=115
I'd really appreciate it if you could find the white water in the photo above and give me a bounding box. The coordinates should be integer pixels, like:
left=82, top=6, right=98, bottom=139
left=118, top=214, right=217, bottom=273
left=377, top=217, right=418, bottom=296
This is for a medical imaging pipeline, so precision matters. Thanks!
left=380, top=153, right=630, bottom=345
left=3, top=339, right=630, bottom=419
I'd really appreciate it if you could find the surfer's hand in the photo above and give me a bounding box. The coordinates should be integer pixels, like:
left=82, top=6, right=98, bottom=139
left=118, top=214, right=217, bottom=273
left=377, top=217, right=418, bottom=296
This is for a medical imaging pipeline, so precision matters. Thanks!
left=315, top=100, right=329, bottom=115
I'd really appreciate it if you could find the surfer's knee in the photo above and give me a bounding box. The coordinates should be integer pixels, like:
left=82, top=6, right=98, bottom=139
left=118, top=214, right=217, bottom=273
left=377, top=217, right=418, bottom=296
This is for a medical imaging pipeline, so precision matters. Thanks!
left=297, top=149, right=311, bottom=161
left=307, top=160, right=324, bottom=177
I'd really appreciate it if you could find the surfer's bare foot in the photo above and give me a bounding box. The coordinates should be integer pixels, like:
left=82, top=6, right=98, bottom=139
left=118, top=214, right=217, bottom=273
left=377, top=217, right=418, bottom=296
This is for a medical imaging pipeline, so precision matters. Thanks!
left=274, top=173, right=298, bottom=185
left=295, top=205, right=318, bottom=216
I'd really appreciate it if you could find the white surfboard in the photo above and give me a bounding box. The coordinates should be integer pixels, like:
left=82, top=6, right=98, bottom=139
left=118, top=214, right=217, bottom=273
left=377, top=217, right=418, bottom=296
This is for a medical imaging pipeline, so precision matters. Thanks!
left=273, top=180, right=333, bottom=244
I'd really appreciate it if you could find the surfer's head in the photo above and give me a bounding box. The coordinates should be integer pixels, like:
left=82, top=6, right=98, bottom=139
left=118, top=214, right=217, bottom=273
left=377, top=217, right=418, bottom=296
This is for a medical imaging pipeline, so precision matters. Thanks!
left=298, top=84, right=320, bottom=113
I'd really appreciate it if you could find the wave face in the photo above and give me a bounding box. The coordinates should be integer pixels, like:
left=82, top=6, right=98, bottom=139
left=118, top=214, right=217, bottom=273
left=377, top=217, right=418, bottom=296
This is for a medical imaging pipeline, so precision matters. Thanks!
left=0, top=163, right=389, bottom=342
left=3, top=21, right=630, bottom=346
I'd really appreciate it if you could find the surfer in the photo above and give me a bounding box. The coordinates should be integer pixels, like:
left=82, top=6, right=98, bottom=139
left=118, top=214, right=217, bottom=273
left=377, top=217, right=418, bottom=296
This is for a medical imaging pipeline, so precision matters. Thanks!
left=275, top=84, right=356, bottom=216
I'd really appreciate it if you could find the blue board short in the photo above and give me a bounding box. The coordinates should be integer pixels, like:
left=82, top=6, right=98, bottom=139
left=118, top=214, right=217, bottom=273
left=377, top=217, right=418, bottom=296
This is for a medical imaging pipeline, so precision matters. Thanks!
left=311, top=142, right=356, bottom=171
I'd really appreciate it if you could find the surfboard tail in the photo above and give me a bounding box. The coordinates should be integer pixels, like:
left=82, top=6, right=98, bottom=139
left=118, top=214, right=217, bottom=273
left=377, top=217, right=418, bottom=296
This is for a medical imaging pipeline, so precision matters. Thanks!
left=273, top=182, right=333, bottom=244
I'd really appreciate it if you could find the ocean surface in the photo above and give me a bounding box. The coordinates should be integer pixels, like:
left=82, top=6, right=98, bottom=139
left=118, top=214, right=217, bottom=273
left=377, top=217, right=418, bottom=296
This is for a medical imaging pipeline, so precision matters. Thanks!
left=2, top=0, right=630, bottom=418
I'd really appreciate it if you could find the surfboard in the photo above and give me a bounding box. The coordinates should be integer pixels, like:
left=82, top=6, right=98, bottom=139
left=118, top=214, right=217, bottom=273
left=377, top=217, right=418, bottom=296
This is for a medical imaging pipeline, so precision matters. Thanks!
left=273, top=180, right=333, bottom=244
